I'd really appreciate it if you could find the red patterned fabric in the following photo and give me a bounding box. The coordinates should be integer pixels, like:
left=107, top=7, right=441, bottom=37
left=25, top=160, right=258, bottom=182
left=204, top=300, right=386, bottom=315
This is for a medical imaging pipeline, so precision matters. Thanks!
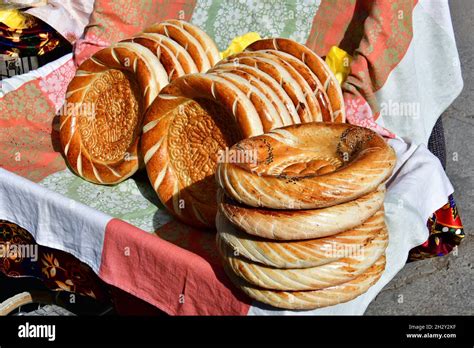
left=0, top=59, right=72, bottom=181
left=306, top=0, right=417, bottom=137
left=74, top=0, right=198, bottom=65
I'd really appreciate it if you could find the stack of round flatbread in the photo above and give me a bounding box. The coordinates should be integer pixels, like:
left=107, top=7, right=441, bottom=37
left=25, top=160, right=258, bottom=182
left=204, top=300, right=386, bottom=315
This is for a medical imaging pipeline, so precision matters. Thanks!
left=215, top=122, right=397, bottom=310
left=60, top=20, right=220, bottom=185
left=141, top=38, right=346, bottom=228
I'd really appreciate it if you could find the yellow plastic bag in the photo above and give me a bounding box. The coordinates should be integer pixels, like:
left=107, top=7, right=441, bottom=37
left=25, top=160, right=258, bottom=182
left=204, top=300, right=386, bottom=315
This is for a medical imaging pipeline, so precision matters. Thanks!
left=325, top=46, right=353, bottom=85
left=220, top=32, right=262, bottom=59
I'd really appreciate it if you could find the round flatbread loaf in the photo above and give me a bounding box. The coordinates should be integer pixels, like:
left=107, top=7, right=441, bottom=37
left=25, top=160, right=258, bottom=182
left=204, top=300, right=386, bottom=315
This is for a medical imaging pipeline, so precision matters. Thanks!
left=216, top=123, right=396, bottom=209
left=225, top=255, right=385, bottom=310
left=258, top=49, right=334, bottom=122
left=246, top=38, right=345, bottom=123
left=210, top=63, right=297, bottom=125
left=209, top=71, right=283, bottom=131
left=218, top=53, right=316, bottom=123
left=224, top=51, right=323, bottom=122
left=131, top=33, right=198, bottom=75
left=142, top=72, right=271, bottom=227
left=165, top=19, right=221, bottom=66
left=218, top=225, right=387, bottom=291
left=218, top=186, right=385, bottom=240
left=216, top=208, right=387, bottom=268
left=126, top=34, right=186, bottom=80
left=60, top=42, right=168, bottom=184
left=144, top=21, right=212, bottom=72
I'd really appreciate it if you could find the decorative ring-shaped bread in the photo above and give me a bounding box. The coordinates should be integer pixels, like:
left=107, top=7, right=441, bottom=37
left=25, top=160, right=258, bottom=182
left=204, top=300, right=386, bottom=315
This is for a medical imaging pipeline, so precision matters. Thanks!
left=225, top=51, right=323, bottom=122
left=216, top=123, right=396, bottom=209
left=131, top=33, right=199, bottom=75
left=144, top=21, right=212, bottom=72
left=218, top=186, right=385, bottom=240
left=246, top=38, right=345, bottom=123
left=219, top=53, right=316, bottom=123
left=126, top=34, right=185, bottom=81
left=209, top=71, right=283, bottom=131
left=165, top=19, right=221, bottom=66
left=60, top=42, right=168, bottom=184
left=210, top=63, right=297, bottom=125
left=218, top=227, right=387, bottom=291
left=217, top=209, right=387, bottom=268
left=141, top=73, right=269, bottom=227
left=225, top=255, right=385, bottom=310
left=259, top=49, right=334, bottom=122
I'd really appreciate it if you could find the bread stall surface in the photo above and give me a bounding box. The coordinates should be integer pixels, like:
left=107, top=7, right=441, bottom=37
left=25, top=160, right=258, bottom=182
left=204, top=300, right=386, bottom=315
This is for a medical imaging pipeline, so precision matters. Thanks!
left=215, top=122, right=396, bottom=309
left=59, top=24, right=398, bottom=310
left=141, top=38, right=346, bottom=228
left=59, top=20, right=220, bottom=185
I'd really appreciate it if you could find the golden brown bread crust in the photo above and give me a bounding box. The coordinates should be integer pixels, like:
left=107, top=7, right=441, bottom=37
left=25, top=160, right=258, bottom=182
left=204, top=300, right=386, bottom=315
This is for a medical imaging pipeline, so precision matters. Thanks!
left=246, top=38, right=345, bottom=123
left=144, top=21, right=212, bottom=72
left=259, top=49, right=334, bottom=122
left=126, top=34, right=185, bottom=81
left=141, top=73, right=256, bottom=227
left=209, top=63, right=298, bottom=125
left=144, top=42, right=347, bottom=225
left=216, top=123, right=396, bottom=209
left=217, top=209, right=387, bottom=268
left=156, top=73, right=266, bottom=137
left=218, top=53, right=317, bottom=123
left=209, top=71, right=283, bottom=132
left=218, top=228, right=387, bottom=290
left=165, top=19, right=221, bottom=66
left=133, top=32, right=198, bottom=75
left=60, top=42, right=168, bottom=184
left=79, top=42, right=168, bottom=108
left=223, top=51, right=323, bottom=122
left=225, top=255, right=385, bottom=309
left=218, top=187, right=386, bottom=240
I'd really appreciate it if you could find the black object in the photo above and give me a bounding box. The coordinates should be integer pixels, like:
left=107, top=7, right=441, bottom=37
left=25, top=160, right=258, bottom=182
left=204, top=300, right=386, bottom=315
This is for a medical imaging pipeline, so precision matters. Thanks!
left=428, top=117, right=447, bottom=169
